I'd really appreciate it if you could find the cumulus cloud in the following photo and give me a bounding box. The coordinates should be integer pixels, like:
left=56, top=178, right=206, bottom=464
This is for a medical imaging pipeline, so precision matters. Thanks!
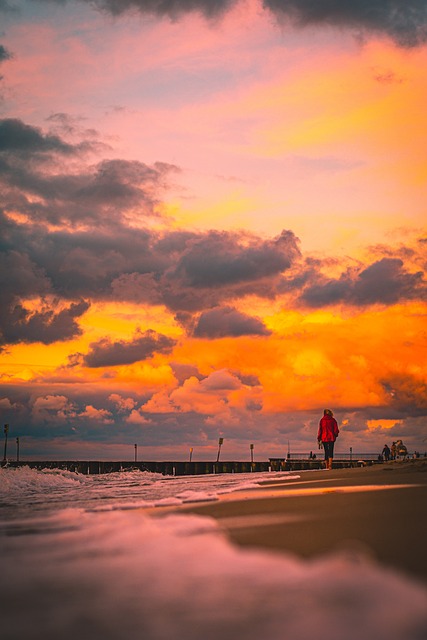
left=299, top=258, right=426, bottom=307
left=2, top=174, right=300, bottom=303
left=0, top=218, right=300, bottom=347
left=32, top=394, right=77, bottom=421
left=193, top=305, right=271, bottom=338
left=126, top=409, right=151, bottom=424
left=83, top=328, right=176, bottom=367
left=0, top=397, right=15, bottom=409
left=0, top=241, right=90, bottom=349
left=173, top=229, right=299, bottom=288
left=80, top=404, right=114, bottom=423
left=160, top=229, right=301, bottom=312
left=0, top=119, right=179, bottom=228
left=66, top=158, right=177, bottom=220
left=7, top=299, right=89, bottom=345
left=170, top=362, right=203, bottom=384
left=0, top=291, right=90, bottom=348
left=0, top=118, right=301, bottom=320
left=141, top=368, right=263, bottom=426
left=108, top=393, right=136, bottom=412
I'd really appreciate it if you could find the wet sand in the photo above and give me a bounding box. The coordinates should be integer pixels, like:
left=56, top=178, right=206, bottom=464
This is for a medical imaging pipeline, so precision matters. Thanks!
left=181, top=460, right=427, bottom=583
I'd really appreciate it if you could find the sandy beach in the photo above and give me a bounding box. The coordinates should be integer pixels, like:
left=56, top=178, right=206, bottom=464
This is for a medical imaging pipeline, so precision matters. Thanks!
left=1, top=463, right=427, bottom=640
left=180, top=460, right=427, bottom=583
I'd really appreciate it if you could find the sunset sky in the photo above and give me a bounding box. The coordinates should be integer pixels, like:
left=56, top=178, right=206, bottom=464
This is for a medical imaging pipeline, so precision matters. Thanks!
left=1, top=0, right=426, bottom=461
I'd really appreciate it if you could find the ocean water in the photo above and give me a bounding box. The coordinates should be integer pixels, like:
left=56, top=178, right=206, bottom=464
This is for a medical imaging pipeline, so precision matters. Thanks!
left=1, top=466, right=426, bottom=640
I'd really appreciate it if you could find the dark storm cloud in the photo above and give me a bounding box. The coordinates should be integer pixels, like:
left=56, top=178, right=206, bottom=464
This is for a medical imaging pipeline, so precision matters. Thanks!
left=353, top=258, right=425, bottom=303
left=300, top=258, right=426, bottom=307
left=72, top=159, right=175, bottom=213
left=91, top=0, right=234, bottom=18
left=193, top=306, right=271, bottom=338
left=0, top=119, right=75, bottom=154
left=57, top=0, right=427, bottom=47
left=0, top=123, right=103, bottom=348
left=265, top=0, right=427, bottom=47
left=0, top=119, right=179, bottom=227
left=0, top=45, right=12, bottom=61
left=381, top=373, right=427, bottom=415
left=170, top=362, right=203, bottom=384
left=0, top=245, right=90, bottom=348
left=1, top=208, right=300, bottom=340
left=109, top=228, right=301, bottom=313
left=159, top=229, right=301, bottom=313
left=83, top=329, right=176, bottom=367
left=173, top=230, right=299, bottom=288
left=0, top=298, right=89, bottom=347
left=2, top=117, right=425, bottom=348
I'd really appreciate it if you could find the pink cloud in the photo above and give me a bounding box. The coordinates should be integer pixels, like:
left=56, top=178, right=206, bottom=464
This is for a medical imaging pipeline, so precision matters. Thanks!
left=109, top=393, right=136, bottom=413
left=80, top=405, right=113, bottom=423
left=141, top=369, right=263, bottom=423
left=126, top=410, right=151, bottom=424
left=31, top=394, right=77, bottom=421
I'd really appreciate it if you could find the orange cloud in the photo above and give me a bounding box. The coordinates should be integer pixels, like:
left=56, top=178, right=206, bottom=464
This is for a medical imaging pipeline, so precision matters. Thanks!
left=367, top=419, right=403, bottom=431
left=141, top=368, right=263, bottom=426
left=80, top=405, right=113, bottom=423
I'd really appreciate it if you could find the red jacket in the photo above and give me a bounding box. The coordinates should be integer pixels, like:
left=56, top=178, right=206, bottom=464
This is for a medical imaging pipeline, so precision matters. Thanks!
left=317, top=415, right=339, bottom=442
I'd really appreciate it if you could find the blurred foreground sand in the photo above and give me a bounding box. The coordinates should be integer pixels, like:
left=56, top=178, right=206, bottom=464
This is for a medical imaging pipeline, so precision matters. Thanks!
left=181, top=460, right=427, bottom=583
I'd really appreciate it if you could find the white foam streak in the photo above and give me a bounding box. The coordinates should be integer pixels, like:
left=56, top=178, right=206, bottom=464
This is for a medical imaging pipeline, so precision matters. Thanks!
left=0, top=466, right=299, bottom=517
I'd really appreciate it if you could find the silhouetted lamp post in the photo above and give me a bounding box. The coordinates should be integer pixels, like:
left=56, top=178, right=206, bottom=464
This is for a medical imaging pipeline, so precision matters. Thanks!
left=16, top=437, right=20, bottom=463
left=134, top=443, right=137, bottom=463
left=189, top=447, right=193, bottom=462
left=216, top=437, right=223, bottom=463
left=3, top=424, right=9, bottom=463
left=250, top=443, right=254, bottom=464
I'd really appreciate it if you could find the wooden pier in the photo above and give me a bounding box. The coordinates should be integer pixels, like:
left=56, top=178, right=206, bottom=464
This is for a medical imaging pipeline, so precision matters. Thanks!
left=4, top=458, right=376, bottom=475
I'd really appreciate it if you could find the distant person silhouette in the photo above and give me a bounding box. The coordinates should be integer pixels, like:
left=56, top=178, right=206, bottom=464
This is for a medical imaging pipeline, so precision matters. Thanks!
left=317, top=409, right=339, bottom=470
left=382, top=444, right=391, bottom=462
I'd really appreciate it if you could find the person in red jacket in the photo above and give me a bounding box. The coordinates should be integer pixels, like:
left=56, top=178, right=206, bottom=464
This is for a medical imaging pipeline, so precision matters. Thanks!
left=317, top=409, right=339, bottom=470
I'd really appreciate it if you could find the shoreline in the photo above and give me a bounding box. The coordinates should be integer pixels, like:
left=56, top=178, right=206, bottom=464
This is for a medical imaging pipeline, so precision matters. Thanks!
left=172, top=461, right=427, bottom=584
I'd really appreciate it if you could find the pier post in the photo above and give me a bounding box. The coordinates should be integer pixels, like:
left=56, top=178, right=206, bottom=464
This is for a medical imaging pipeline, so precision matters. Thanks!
left=3, top=424, right=8, bottom=464
left=216, top=437, right=223, bottom=463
